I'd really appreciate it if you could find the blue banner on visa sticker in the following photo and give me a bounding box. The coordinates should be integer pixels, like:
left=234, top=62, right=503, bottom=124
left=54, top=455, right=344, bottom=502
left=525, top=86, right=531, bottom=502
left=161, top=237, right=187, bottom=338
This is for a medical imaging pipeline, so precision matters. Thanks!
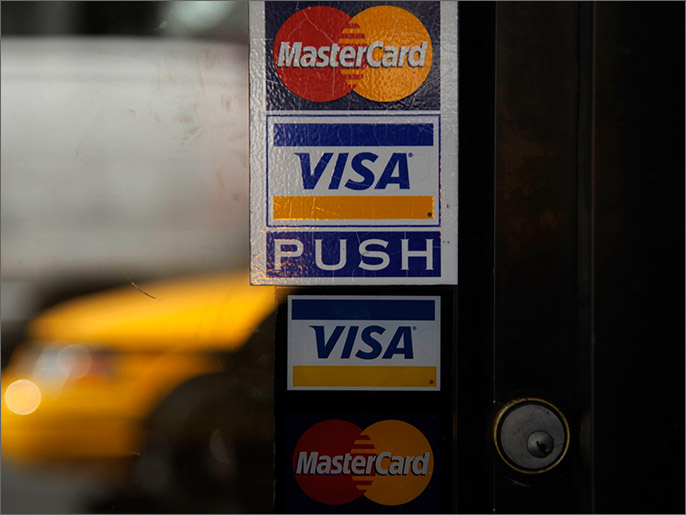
left=272, top=122, right=435, bottom=147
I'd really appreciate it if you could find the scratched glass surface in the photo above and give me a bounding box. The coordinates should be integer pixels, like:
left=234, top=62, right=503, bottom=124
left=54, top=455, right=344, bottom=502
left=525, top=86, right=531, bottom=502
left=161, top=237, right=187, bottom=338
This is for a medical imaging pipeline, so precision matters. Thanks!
left=0, top=3, right=274, bottom=513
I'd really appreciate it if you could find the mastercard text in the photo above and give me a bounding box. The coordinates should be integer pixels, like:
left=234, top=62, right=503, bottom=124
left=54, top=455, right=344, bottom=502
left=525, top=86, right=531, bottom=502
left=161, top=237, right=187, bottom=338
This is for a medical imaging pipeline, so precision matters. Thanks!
left=276, top=41, right=429, bottom=69
left=295, top=451, right=431, bottom=476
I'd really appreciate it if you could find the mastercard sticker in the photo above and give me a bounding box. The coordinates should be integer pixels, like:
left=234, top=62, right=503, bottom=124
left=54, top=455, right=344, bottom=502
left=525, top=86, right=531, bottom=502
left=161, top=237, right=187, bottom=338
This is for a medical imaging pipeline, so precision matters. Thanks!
left=284, top=415, right=443, bottom=511
left=264, top=2, right=441, bottom=111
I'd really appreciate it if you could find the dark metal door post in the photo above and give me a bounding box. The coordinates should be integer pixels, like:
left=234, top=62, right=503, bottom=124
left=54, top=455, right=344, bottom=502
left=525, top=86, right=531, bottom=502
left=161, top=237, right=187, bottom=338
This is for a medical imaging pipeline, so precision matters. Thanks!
left=457, top=2, right=684, bottom=512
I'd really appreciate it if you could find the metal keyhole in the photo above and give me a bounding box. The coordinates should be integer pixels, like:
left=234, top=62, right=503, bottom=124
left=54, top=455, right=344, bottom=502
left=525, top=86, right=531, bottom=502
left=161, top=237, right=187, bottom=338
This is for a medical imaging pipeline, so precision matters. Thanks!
left=527, top=431, right=554, bottom=458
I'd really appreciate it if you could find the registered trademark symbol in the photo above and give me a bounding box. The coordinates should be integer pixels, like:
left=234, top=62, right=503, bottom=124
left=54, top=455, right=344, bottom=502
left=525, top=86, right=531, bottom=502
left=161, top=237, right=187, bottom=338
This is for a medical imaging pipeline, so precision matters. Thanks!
left=413, top=326, right=417, bottom=331
left=408, top=152, right=413, bottom=158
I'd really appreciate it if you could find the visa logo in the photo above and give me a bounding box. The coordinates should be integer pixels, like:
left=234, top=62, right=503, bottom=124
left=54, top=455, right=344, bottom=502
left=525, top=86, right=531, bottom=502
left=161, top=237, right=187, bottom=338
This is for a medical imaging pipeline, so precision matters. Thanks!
left=273, top=122, right=433, bottom=193
left=287, top=296, right=441, bottom=391
left=312, top=325, right=414, bottom=360
left=296, top=152, right=410, bottom=191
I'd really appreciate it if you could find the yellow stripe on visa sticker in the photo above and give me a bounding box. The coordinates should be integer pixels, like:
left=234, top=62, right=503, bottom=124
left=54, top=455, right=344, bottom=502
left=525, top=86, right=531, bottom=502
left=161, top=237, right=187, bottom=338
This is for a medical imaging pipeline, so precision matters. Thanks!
left=273, top=195, right=434, bottom=220
left=292, top=366, right=437, bottom=388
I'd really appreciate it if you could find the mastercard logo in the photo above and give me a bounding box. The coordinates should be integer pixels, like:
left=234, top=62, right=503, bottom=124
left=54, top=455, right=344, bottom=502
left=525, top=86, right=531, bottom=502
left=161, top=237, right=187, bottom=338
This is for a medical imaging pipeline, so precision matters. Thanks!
left=273, top=5, right=433, bottom=103
left=292, top=419, right=434, bottom=506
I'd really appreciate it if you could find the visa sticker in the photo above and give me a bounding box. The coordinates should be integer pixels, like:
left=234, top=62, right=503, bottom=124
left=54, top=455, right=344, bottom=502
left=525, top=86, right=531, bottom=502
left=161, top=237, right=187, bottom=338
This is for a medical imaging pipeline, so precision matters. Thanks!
left=266, top=114, right=440, bottom=228
left=287, top=295, right=441, bottom=390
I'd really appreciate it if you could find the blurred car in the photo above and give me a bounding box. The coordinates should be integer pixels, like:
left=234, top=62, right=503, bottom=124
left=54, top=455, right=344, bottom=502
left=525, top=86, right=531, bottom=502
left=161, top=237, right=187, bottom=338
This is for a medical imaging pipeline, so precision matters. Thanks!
left=1, top=268, right=283, bottom=513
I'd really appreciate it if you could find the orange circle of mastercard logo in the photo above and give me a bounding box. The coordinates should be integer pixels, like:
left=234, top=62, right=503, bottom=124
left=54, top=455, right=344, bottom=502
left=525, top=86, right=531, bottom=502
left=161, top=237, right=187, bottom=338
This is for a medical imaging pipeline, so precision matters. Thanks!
left=274, top=6, right=433, bottom=103
left=292, top=419, right=434, bottom=506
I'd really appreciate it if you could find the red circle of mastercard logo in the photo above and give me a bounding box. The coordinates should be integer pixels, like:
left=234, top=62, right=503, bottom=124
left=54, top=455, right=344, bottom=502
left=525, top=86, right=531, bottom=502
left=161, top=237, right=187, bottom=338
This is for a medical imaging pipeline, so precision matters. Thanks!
left=274, top=6, right=433, bottom=103
left=292, top=419, right=434, bottom=506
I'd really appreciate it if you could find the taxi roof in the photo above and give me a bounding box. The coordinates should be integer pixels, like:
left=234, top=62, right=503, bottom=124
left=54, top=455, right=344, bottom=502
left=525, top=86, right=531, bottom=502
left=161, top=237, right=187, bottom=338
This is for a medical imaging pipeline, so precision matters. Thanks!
left=27, top=269, right=278, bottom=351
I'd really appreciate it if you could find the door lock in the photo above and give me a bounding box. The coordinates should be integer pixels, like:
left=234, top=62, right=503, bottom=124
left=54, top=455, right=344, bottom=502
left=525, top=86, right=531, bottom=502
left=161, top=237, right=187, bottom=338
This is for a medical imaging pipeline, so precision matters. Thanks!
left=493, top=398, right=570, bottom=474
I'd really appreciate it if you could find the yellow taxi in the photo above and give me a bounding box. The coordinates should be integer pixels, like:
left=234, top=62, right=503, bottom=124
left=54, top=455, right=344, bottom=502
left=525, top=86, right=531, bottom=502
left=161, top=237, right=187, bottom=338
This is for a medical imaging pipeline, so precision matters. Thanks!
left=1, top=268, right=282, bottom=512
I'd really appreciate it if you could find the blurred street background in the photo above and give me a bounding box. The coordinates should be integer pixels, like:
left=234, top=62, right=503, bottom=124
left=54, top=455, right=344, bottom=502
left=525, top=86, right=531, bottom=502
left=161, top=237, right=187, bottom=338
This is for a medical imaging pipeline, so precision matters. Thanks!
left=2, top=2, right=254, bottom=512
